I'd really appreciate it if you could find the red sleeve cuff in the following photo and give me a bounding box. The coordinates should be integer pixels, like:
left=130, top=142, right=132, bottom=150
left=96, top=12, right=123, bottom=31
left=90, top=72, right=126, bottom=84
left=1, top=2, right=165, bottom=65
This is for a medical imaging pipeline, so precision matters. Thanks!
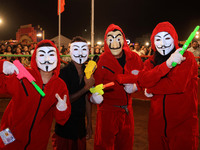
left=116, top=74, right=138, bottom=84
left=54, top=106, right=71, bottom=125
left=160, top=62, right=171, bottom=75
left=0, top=60, right=5, bottom=74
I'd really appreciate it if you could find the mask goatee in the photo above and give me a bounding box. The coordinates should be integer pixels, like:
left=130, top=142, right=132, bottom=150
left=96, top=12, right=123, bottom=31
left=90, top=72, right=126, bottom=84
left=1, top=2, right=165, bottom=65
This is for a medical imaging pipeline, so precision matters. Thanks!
left=46, top=66, right=48, bottom=72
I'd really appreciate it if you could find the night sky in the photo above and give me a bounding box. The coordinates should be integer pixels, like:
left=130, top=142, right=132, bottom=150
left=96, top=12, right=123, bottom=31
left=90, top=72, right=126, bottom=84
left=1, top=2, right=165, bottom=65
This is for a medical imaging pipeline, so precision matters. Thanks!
left=0, top=0, right=200, bottom=43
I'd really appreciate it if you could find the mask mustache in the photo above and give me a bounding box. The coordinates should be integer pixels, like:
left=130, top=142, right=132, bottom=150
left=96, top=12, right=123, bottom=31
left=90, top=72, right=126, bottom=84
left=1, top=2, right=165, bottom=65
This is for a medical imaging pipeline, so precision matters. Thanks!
left=39, top=61, right=54, bottom=65
left=73, top=55, right=87, bottom=58
left=109, top=42, right=122, bottom=50
left=156, top=44, right=171, bottom=49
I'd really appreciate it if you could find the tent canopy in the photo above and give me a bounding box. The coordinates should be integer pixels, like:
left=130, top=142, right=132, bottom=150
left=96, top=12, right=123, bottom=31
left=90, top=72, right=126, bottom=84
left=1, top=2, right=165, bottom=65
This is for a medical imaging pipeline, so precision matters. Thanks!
left=50, top=35, right=71, bottom=48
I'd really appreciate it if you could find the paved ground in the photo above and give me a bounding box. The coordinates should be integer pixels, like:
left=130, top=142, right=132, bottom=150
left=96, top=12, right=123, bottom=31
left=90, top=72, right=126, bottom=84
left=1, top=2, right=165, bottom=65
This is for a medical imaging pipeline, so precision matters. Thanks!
left=0, top=98, right=199, bottom=150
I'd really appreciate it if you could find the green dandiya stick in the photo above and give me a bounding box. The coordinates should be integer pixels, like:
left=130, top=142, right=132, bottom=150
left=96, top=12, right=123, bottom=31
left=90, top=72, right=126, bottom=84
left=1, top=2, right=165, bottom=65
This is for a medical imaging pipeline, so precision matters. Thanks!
left=31, top=81, right=45, bottom=97
left=172, top=25, right=200, bottom=67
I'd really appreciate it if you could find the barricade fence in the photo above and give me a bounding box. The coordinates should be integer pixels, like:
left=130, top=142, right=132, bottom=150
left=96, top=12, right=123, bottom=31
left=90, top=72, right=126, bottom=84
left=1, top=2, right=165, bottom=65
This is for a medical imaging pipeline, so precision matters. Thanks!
left=0, top=54, right=200, bottom=67
left=0, top=54, right=200, bottom=103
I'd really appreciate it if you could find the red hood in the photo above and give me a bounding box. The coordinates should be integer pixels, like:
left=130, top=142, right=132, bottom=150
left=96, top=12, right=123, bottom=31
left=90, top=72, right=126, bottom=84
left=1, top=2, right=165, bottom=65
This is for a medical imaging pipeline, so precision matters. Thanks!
left=151, top=22, right=179, bottom=51
left=31, top=40, right=61, bottom=77
left=104, top=24, right=130, bottom=55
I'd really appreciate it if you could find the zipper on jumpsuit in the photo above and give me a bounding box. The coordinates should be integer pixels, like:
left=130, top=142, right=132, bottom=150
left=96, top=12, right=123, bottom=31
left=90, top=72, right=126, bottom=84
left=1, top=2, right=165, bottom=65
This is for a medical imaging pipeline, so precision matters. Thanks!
left=163, top=94, right=167, bottom=137
left=123, top=67, right=129, bottom=115
left=24, top=84, right=45, bottom=150
left=102, top=66, right=115, bottom=74
left=20, top=80, right=29, bottom=96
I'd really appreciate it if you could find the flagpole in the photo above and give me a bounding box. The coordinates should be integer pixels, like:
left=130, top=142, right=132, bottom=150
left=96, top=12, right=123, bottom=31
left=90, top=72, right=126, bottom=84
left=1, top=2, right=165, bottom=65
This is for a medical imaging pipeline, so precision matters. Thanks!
left=58, top=0, right=61, bottom=52
left=91, top=0, right=94, bottom=55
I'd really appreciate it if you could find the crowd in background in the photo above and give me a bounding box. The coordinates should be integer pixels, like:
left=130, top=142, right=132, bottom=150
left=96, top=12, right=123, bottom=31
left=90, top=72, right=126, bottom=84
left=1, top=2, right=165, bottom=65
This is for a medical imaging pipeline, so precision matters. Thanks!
left=0, top=41, right=37, bottom=67
left=0, top=39, right=200, bottom=67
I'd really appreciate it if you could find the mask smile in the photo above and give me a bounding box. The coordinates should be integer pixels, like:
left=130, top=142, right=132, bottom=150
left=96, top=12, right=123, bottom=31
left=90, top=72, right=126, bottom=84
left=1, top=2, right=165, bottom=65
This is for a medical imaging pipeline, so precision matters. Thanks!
left=73, top=55, right=87, bottom=58
left=156, top=44, right=172, bottom=49
left=157, top=44, right=172, bottom=49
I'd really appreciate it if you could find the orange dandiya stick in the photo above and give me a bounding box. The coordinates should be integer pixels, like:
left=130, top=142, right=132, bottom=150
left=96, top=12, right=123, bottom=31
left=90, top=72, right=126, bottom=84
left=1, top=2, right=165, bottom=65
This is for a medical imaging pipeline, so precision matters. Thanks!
left=103, top=82, right=115, bottom=89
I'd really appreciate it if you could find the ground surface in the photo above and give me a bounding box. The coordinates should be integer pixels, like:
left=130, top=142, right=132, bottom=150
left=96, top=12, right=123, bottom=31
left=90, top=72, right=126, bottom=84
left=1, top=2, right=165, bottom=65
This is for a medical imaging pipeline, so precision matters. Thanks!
left=0, top=98, right=199, bottom=150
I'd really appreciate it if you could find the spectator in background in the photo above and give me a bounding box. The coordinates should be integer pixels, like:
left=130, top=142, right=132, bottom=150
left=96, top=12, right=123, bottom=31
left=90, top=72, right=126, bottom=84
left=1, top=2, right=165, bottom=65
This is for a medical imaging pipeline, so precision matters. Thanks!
left=141, top=45, right=145, bottom=51
left=3, top=45, right=13, bottom=61
left=132, top=42, right=145, bottom=56
left=30, top=45, right=35, bottom=55
left=0, top=44, right=6, bottom=54
left=59, top=46, right=64, bottom=55
left=147, top=46, right=154, bottom=56
left=15, top=47, right=22, bottom=55
left=60, top=45, right=66, bottom=55
left=66, top=43, right=71, bottom=55
left=0, top=45, right=2, bottom=59
left=61, top=43, right=71, bottom=64
left=14, top=47, right=22, bottom=62
left=21, top=45, right=31, bottom=67
left=187, top=40, right=200, bottom=64
left=17, top=44, right=22, bottom=50
left=130, top=45, right=134, bottom=51
left=143, top=47, right=148, bottom=55
left=100, top=46, right=104, bottom=53
left=94, top=45, right=101, bottom=54
left=22, top=45, right=30, bottom=55
left=33, top=43, right=37, bottom=49
left=30, top=43, right=37, bottom=55
left=28, top=44, right=33, bottom=53
left=0, top=45, right=2, bottom=54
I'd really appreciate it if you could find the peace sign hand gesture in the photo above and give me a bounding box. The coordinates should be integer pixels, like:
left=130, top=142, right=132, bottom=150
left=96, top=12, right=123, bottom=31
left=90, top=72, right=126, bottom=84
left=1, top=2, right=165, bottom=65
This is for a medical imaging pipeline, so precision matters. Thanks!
left=55, top=93, right=67, bottom=111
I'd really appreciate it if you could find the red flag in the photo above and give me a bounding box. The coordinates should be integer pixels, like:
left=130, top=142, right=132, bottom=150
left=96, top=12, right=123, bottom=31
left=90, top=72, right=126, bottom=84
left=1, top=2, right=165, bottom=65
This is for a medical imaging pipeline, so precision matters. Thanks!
left=58, top=0, right=65, bottom=15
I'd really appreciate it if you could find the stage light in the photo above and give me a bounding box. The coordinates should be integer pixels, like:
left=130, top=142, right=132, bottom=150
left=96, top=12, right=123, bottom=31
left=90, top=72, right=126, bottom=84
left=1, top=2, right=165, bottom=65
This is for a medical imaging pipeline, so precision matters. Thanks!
left=0, top=18, right=3, bottom=24
left=37, top=33, right=42, bottom=37
left=145, top=42, right=149, bottom=46
left=97, top=41, right=102, bottom=45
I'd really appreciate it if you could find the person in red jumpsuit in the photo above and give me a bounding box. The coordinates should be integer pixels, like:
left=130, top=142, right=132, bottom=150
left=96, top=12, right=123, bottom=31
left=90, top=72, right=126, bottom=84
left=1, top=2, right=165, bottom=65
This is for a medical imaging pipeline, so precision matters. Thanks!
left=118, top=22, right=198, bottom=150
left=90, top=24, right=143, bottom=150
left=0, top=40, right=71, bottom=150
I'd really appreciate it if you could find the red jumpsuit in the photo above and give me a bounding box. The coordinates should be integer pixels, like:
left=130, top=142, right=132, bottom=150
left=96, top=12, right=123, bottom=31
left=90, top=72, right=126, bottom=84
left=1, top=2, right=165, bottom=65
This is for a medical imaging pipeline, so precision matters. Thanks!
left=93, top=24, right=143, bottom=150
left=137, top=22, right=199, bottom=150
left=0, top=40, right=71, bottom=150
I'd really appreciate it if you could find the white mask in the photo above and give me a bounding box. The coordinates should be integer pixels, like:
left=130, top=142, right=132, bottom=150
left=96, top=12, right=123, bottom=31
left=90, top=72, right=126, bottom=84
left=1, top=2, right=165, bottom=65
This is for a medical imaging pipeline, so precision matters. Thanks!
left=36, top=46, right=57, bottom=72
left=106, top=30, right=124, bottom=56
left=70, top=42, right=89, bottom=64
left=154, top=32, right=175, bottom=56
